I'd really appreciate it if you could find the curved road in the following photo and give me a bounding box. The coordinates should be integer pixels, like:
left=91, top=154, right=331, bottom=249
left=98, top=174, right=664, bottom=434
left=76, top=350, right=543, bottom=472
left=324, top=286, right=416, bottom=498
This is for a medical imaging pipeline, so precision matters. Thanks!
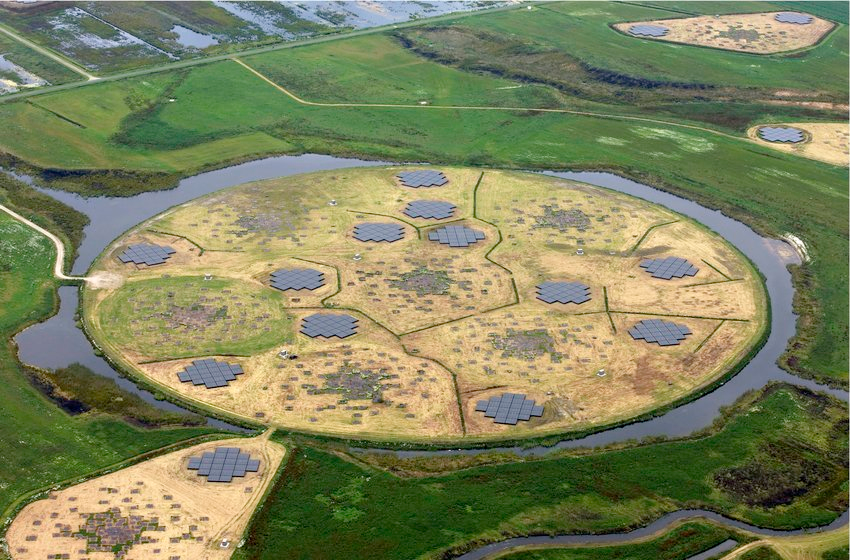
left=0, top=202, right=85, bottom=281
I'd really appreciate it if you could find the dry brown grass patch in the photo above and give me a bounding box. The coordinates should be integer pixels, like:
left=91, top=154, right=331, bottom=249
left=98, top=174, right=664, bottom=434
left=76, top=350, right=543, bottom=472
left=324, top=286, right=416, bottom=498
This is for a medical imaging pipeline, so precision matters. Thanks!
left=6, top=436, right=284, bottom=560
left=83, top=167, right=765, bottom=441
left=614, top=12, right=834, bottom=54
left=749, top=122, right=849, bottom=167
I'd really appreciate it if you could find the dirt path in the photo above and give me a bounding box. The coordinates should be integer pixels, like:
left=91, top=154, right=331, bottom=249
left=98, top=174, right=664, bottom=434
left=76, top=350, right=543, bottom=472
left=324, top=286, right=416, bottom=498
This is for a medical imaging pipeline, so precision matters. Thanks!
left=0, top=22, right=97, bottom=81
left=230, top=58, right=748, bottom=144
left=0, top=201, right=87, bottom=281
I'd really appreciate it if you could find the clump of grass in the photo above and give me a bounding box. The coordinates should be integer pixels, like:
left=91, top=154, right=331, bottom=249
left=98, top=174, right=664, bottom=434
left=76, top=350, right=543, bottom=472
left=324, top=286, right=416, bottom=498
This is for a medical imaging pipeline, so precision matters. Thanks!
left=29, top=363, right=204, bottom=427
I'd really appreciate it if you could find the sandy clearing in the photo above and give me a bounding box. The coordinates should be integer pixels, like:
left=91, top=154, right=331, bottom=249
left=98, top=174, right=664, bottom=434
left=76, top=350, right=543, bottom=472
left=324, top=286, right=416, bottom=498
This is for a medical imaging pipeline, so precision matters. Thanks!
left=748, top=122, right=849, bottom=167
left=614, top=12, right=834, bottom=54
left=6, top=435, right=285, bottom=560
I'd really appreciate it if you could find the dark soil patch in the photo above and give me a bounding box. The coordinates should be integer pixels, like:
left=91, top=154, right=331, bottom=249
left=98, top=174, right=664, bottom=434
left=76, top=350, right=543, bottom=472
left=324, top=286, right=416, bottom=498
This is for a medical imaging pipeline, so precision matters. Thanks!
left=388, top=267, right=454, bottom=296
left=489, top=328, right=561, bottom=361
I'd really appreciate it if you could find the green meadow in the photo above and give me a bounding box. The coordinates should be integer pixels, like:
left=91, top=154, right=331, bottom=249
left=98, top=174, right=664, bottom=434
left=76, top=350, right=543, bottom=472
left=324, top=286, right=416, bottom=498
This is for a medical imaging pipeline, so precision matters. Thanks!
left=236, top=385, right=847, bottom=560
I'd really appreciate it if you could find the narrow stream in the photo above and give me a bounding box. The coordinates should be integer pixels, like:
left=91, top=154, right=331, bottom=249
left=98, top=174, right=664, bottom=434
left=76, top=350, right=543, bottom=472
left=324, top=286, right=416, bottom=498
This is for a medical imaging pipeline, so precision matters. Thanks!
left=455, top=509, right=850, bottom=560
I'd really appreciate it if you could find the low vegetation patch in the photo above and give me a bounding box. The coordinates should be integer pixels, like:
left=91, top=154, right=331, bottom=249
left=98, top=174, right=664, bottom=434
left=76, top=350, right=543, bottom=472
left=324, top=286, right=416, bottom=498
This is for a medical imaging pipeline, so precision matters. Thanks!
left=237, top=385, right=847, bottom=560
left=28, top=363, right=204, bottom=427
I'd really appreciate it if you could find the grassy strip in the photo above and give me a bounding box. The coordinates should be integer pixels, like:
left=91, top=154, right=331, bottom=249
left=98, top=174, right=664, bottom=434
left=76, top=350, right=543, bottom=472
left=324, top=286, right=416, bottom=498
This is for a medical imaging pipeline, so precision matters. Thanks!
left=681, top=278, right=742, bottom=288
left=701, top=259, right=733, bottom=281
left=235, top=384, right=847, bottom=560
left=629, top=220, right=678, bottom=254
left=26, top=100, right=85, bottom=128
left=694, top=320, right=726, bottom=353
left=608, top=310, right=749, bottom=322
left=26, top=362, right=204, bottom=427
left=146, top=228, right=206, bottom=255
left=602, top=286, right=616, bottom=334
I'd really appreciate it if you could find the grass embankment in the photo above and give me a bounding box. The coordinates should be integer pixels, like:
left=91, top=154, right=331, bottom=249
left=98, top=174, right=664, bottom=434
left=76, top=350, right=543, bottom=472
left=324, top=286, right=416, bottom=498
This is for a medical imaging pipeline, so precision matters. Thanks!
left=28, top=363, right=205, bottom=427
left=0, top=207, right=217, bottom=518
left=496, top=521, right=741, bottom=560
left=394, top=6, right=846, bottom=130
left=236, top=384, right=847, bottom=560
left=0, top=4, right=845, bottom=387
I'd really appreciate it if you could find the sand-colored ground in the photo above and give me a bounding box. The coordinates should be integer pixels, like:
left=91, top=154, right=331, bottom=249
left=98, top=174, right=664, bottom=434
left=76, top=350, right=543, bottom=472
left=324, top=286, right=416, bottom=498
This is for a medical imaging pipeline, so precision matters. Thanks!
left=6, top=435, right=285, bottom=560
left=748, top=122, right=849, bottom=167
left=83, top=167, right=766, bottom=441
left=136, top=310, right=463, bottom=439
left=613, top=12, right=834, bottom=54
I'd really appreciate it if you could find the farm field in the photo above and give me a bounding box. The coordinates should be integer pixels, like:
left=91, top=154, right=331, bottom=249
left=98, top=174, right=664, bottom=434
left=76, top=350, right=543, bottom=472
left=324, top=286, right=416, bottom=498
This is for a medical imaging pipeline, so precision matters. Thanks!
left=0, top=1, right=501, bottom=75
left=235, top=384, right=848, bottom=560
left=0, top=31, right=80, bottom=89
left=82, top=167, right=766, bottom=441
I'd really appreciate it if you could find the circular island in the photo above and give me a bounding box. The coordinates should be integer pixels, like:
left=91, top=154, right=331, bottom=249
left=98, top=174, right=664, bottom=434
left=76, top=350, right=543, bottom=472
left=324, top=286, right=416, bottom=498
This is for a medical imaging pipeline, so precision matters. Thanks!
left=83, top=167, right=767, bottom=442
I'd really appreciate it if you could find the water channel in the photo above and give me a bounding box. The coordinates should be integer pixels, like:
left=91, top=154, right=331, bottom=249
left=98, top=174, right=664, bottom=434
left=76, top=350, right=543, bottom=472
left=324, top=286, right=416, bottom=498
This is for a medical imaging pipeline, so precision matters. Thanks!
left=9, top=154, right=847, bottom=554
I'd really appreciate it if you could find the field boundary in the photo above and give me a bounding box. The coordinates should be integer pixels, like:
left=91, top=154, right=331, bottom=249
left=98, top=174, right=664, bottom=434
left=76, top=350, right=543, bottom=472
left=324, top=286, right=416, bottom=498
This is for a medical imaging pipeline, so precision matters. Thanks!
left=0, top=22, right=97, bottom=80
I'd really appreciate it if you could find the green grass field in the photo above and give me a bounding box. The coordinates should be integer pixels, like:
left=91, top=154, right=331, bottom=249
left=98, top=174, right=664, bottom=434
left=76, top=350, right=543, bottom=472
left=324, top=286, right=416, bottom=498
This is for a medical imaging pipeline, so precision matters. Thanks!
left=496, top=521, right=740, bottom=560
left=0, top=211, right=217, bottom=518
left=236, top=384, right=847, bottom=560
left=96, top=276, right=293, bottom=360
left=469, top=2, right=848, bottom=96
left=13, top=51, right=846, bottom=384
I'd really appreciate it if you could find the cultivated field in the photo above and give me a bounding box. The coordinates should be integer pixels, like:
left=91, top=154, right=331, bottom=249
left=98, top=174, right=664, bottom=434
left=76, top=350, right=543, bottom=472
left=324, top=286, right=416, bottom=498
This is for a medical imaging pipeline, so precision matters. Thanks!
left=83, top=167, right=766, bottom=441
left=613, top=12, right=835, bottom=54
left=6, top=435, right=285, bottom=560
left=748, top=122, right=849, bottom=166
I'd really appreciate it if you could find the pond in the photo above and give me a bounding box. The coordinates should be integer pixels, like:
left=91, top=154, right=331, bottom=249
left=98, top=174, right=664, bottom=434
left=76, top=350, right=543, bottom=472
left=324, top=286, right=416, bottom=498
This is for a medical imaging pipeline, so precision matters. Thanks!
left=170, top=25, right=219, bottom=49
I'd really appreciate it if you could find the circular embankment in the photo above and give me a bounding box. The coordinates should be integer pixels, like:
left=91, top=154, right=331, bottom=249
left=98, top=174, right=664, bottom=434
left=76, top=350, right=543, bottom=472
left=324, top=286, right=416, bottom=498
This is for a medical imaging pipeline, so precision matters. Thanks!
left=82, top=167, right=767, bottom=442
